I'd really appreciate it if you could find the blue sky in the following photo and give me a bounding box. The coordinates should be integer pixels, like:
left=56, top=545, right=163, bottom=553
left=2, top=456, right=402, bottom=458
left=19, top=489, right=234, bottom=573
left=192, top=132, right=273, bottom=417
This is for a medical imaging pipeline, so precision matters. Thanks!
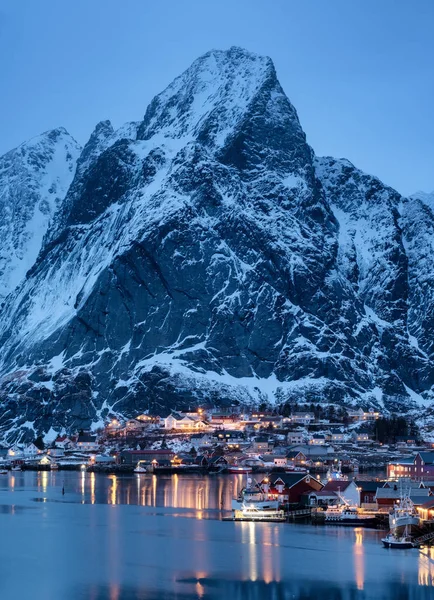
left=0, top=0, right=433, bottom=195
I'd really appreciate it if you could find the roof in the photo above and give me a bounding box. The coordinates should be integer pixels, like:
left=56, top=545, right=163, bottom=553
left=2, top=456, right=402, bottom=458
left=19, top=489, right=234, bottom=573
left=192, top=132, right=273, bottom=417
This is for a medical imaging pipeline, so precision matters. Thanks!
left=385, top=479, right=427, bottom=489
left=267, top=472, right=323, bottom=489
left=375, top=488, right=430, bottom=499
left=302, top=490, right=338, bottom=498
left=355, top=480, right=381, bottom=492
left=419, top=498, right=434, bottom=509
left=122, top=449, right=174, bottom=455
left=418, top=452, right=434, bottom=465
left=77, top=434, right=97, bottom=443
left=323, top=480, right=354, bottom=493
left=208, top=456, right=227, bottom=464
left=286, top=451, right=305, bottom=459
left=389, top=457, right=414, bottom=465
left=169, top=412, right=184, bottom=420
left=409, top=496, right=433, bottom=506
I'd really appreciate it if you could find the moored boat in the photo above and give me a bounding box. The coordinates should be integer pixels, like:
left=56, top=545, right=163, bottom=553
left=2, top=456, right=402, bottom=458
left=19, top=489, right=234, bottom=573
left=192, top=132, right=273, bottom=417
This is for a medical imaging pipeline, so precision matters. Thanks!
left=382, top=532, right=414, bottom=549
left=324, top=505, right=377, bottom=526
left=227, top=465, right=252, bottom=474
left=0, top=468, right=8, bottom=475
left=389, top=491, right=420, bottom=530
left=231, top=504, right=286, bottom=522
left=231, top=477, right=279, bottom=512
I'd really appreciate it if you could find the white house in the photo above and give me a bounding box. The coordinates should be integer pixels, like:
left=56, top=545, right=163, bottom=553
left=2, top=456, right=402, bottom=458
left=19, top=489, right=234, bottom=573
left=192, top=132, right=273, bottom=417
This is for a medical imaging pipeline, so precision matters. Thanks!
left=164, top=412, right=208, bottom=431
left=7, top=444, right=23, bottom=458
left=76, top=434, right=99, bottom=451
left=348, top=408, right=381, bottom=422
left=291, top=412, right=315, bottom=426
left=48, top=448, right=65, bottom=458
left=23, top=443, right=41, bottom=457
left=54, top=436, right=74, bottom=450
left=309, top=434, right=326, bottom=445
left=126, top=419, right=149, bottom=432
left=322, top=480, right=361, bottom=507
left=351, top=431, right=371, bottom=443
left=287, top=432, right=305, bottom=445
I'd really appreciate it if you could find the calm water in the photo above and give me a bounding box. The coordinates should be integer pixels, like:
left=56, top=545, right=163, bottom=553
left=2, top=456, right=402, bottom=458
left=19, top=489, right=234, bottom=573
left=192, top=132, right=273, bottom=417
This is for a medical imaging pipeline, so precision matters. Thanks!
left=0, top=471, right=433, bottom=600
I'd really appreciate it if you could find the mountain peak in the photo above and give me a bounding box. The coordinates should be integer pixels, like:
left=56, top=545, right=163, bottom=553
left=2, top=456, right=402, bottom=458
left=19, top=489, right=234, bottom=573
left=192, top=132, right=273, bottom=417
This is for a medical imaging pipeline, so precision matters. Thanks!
left=137, top=46, right=277, bottom=146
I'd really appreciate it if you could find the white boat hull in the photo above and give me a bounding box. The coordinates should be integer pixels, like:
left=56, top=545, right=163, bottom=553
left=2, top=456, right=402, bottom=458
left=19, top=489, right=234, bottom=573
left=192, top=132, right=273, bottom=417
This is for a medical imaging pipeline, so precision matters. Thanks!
left=382, top=535, right=414, bottom=549
left=232, top=508, right=286, bottom=522
left=231, top=499, right=279, bottom=511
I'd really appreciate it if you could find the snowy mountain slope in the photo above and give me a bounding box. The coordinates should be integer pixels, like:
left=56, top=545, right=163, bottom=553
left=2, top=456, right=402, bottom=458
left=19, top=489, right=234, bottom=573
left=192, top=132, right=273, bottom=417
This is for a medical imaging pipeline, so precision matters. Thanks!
left=0, top=129, right=81, bottom=302
left=0, top=47, right=433, bottom=441
left=411, top=190, right=434, bottom=213
left=316, top=157, right=434, bottom=399
left=400, top=197, right=434, bottom=359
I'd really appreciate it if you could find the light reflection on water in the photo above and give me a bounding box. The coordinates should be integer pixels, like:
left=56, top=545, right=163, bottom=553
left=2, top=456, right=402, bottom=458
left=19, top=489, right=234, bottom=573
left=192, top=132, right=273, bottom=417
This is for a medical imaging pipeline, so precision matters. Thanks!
left=354, top=527, right=364, bottom=590
left=0, top=471, right=433, bottom=599
left=419, top=547, right=434, bottom=586
left=80, top=471, right=246, bottom=511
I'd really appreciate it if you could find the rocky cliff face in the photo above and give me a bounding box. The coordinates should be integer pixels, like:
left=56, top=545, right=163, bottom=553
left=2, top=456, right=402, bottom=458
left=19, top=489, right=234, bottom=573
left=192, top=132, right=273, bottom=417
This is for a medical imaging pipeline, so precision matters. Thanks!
left=0, top=47, right=433, bottom=441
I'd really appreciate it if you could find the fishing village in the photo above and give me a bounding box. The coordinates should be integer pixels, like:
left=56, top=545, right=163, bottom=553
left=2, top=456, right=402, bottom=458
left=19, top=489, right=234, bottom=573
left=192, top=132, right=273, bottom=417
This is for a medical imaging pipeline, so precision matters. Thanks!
left=1, top=404, right=434, bottom=549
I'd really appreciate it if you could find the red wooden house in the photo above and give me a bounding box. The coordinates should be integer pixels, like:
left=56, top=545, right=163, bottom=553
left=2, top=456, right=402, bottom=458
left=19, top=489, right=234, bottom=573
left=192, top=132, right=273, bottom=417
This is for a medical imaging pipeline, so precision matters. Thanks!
left=260, top=472, right=323, bottom=504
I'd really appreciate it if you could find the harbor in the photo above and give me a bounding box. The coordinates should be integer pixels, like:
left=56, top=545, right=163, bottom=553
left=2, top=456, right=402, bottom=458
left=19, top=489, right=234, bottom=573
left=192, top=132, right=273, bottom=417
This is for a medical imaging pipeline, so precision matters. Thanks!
left=1, top=469, right=434, bottom=598
left=4, top=467, right=434, bottom=546
left=3, top=412, right=434, bottom=553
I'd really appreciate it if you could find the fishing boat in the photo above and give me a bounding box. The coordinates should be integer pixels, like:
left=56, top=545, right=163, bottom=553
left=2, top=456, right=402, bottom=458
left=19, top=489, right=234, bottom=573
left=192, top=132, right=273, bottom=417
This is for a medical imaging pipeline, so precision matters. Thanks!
left=324, top=505, right=377, bottom=526
left=227, top=465, right=252, bottom=474
left=389, top=489, right=420, bottom=530
left=382, top=528, right=414, bottom=549
left=231, top=477, right=279, bottom=511
left=134, top=463, right=147, bottom=474
left=11, top=465, right=22, bottom=472
left=231, top=504, right=286, bottom=522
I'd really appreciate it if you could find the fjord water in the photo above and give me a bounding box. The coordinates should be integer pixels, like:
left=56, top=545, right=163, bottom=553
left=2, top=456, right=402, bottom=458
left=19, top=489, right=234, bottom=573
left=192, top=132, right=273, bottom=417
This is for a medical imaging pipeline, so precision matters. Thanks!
left=0, top=472, right=432, bottom=599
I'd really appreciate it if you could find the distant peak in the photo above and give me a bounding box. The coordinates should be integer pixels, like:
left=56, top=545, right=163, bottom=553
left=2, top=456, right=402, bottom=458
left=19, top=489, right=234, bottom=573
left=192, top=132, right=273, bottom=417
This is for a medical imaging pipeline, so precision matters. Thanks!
left=92, top=120, right=114, bottom=138
left=35, top=127, right=77, bottom=146
left=0, top=128, right=81, bottom=168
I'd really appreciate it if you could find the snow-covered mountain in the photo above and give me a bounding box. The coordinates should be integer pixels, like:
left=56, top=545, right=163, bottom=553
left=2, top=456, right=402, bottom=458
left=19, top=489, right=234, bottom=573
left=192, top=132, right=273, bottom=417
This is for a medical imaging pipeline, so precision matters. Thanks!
left=0, top=47, right=433, bottom=441
left=0, top=128, right=80, bottom=302
left=411, top=190, right=434, bottom=213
